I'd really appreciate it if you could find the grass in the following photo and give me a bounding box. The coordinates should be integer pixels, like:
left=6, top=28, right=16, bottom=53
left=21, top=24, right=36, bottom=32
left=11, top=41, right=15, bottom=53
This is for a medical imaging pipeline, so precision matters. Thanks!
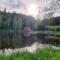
left=0, top=48, right=60, bottom=60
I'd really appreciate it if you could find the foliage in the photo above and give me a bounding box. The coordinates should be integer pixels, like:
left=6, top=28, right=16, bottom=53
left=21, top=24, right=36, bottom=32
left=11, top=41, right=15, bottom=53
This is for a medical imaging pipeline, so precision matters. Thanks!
left=0, top=9, right=23, bottom=49
left=0, top=48, right=60, bottom=60
left=37, top=17, right=60, bottom=45
left=45, top=0, right=60, bottom=12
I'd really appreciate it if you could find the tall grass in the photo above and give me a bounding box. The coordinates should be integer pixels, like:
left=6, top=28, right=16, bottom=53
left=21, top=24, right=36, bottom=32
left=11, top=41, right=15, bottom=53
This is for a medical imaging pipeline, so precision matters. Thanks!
left=0, top=48, right=60, bottom=60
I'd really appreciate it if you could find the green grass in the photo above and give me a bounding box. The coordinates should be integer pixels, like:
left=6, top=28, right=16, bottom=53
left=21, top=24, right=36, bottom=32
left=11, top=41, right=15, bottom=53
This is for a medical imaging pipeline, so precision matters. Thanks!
left=0, top=48, right=60, bottom=60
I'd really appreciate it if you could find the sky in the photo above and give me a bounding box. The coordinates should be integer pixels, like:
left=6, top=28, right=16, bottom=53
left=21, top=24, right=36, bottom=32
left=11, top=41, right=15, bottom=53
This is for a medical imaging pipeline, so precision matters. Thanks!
left=0, top=0, right=48, bottom=17
left=0, top=0, right=60, bottom=18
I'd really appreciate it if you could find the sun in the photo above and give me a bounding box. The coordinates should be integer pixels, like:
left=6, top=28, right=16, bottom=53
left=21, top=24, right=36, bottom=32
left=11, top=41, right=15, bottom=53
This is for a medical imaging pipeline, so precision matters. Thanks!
left=27, top=4, right=38, bottom=17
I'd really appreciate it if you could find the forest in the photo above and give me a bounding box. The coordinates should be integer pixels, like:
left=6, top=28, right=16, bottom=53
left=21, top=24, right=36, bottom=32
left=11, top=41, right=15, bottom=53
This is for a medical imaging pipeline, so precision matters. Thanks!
left=0, top=8, right=60, bottom=49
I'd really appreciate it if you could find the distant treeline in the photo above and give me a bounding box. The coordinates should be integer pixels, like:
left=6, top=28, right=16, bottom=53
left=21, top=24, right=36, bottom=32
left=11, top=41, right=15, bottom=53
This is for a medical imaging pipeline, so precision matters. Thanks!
left=37, top=17, right=60, bottom=45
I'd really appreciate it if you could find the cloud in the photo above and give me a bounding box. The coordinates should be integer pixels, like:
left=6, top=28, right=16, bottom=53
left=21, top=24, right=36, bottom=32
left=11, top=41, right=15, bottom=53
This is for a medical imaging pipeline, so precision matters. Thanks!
left=0, top=0, right=35, bottom=9
left=0, top=0, right=52, bottom=18
left=0, top=0, right=23, bottom=9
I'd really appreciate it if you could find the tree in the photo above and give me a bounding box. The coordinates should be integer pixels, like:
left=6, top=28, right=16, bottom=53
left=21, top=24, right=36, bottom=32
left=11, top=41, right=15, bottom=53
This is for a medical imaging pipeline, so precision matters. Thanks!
left=43, top=12, right=54, bottom=19
left=43, top=0, right=60, bottom=19
left=44, top=0, right=60, bottom=12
